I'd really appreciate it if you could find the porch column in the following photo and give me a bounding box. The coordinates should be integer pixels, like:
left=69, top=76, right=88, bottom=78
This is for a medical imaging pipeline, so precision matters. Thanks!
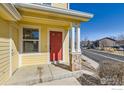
left=75, top=25, right=81, bottom=53
left=71, top=26, right=75, bottom=52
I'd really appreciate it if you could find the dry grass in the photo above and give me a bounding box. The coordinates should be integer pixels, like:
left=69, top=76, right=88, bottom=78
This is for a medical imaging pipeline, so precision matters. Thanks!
left=98, top=61, right=124, bottom=85
left=78, top=60, right=124, bottom=85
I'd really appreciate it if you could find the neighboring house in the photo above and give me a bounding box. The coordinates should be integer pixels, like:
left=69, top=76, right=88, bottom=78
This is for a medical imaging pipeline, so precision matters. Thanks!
left=94, top=37, right=116, bottom=48
left=116, top=40, right=124, bottom=46
left=0, top=3, right=93, bottom=84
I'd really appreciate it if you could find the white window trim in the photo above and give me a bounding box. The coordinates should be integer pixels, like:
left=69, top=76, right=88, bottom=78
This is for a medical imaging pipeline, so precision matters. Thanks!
left=20, top=25, right=41, bottom=55
left=68, top=3, right=70, bottom=10
left=47, top=28, right=65, bottom=64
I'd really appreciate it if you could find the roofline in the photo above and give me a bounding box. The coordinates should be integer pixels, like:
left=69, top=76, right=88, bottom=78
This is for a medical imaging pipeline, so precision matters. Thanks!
left=97, top=37, right=116, bottom=41
left=14, top=3, right=94, bottom=20
left=2, top=3, right=21, bottom=20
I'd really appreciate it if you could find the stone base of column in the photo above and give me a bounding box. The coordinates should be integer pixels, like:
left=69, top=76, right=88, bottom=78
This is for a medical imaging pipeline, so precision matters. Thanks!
left=69, top=52, right=82, bottom=71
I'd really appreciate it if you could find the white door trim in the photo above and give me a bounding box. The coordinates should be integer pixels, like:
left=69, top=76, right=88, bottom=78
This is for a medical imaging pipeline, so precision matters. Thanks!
left=47, top=28, right=65, bottom=64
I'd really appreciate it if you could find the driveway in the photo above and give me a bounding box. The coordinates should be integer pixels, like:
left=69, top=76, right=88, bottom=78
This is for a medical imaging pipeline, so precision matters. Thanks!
left=82, top=49, right=124, bottom=64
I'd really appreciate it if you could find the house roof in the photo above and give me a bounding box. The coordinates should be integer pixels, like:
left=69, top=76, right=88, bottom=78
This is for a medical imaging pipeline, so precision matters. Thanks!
left=1, top=3, right=93, bottom=23
left=97, top=37, right=116, bottom=42
left=14, top=3, right=94, bottom=20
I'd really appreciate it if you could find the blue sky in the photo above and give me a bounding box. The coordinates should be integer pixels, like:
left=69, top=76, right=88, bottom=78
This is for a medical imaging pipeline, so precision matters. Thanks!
left=70, top=3, right=124, bottom=41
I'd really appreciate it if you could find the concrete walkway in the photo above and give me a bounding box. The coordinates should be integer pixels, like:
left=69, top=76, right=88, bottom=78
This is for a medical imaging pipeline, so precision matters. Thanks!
left=5, top=64, right=83, bottom=85
left=35, top=77, right=81, bottom=85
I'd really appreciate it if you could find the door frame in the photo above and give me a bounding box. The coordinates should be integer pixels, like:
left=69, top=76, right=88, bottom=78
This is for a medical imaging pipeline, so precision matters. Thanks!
left=48, top=28, right=65, bottom=64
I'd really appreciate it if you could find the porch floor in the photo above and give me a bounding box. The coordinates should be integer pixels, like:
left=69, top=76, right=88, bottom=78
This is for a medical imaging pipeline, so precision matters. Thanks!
left=5, top=64, right=83, bottom=85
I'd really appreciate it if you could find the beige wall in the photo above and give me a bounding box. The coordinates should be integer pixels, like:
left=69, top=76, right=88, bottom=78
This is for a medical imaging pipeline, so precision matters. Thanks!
left=99, top=39, right=116, bottom=47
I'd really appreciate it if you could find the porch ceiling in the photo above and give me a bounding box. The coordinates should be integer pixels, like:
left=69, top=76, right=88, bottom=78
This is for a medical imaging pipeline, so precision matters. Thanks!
left=19, top=15, right=72, bottom=27
left=15, top=3, right=93, bottom=25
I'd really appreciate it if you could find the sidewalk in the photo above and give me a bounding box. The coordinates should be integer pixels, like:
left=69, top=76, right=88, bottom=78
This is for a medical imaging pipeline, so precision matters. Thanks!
left=91, top=49, right=124, bottom=56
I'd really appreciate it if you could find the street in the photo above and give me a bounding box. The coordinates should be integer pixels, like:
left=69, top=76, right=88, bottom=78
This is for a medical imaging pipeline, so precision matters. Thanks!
left=82, top=49, right=124, bottom=64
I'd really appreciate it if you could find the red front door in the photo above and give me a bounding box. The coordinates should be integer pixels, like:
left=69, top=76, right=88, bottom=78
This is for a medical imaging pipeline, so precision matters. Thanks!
left=50, top=31, right=63, bottom=61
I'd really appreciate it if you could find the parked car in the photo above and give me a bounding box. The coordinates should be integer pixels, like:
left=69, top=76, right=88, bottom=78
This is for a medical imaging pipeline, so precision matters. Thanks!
left=119, top=46, right=124, bottom=51
left=112, top=46, right=119, bottom=50
left=112, top=46, right=124, bottom=51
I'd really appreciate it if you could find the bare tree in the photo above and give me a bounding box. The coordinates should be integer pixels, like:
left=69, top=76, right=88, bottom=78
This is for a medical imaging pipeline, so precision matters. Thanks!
left=117, top=34, right=124, bottom=40
left=81, top=37, right=89, bottom=47
left=110, top=36, right=117, bottom=40
left=84, top=37, right=88, bottom=46
left=87, top=40, right=91, bottom=49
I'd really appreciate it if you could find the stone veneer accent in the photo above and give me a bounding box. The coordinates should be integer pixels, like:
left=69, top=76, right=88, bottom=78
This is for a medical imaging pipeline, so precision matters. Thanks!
left=70, top=53, right=82, bottom=71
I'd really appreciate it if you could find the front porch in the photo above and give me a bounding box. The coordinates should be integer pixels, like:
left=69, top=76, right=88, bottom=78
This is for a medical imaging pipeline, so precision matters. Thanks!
left=6, top=64, right=83, bottom=85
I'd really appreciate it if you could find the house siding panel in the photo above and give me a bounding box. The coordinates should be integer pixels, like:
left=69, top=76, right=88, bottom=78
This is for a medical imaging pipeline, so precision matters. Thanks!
left=0, top=19, right=10, bottom=85
left=11, top=24, right=19, bottom=73
left=21, top=53, right=48, bottom=65
left=0, top=18, right=19, bottom=84
left=0, top=38, right=10, bottom=84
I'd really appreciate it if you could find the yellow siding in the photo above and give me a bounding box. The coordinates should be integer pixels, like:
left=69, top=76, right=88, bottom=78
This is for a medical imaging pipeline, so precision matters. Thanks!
left=52, top=3, right=68, bottom=9
left=64, top=30, right=69, bottom=64
left=0, top=18, right=19, bottom=84
left=11, top=23, right=19, bottom=73
left=0, top=19, right=10, bottom=84
left=0, top=19, right=9, bottom=38
left=0, top=38, right=10, bottom=84
left=41, top=25, right=48, bottom=53
left=21, top=53, right=48, bottom=65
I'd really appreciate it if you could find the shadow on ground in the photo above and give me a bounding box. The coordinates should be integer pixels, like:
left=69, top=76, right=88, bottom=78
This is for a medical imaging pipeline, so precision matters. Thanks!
left=52, top=63, right=71, bottom=71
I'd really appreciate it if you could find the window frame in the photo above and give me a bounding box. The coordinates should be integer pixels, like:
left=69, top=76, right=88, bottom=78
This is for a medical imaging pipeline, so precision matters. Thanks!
left=20, top=25, right=41, bottom=54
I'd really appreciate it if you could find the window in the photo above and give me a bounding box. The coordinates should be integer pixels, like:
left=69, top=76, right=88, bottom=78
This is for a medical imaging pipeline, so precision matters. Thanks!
left=22, top=28, right=39, bottom=53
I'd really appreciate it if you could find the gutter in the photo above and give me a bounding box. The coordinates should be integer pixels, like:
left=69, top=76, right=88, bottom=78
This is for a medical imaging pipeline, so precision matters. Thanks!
left=2, top=3, right=21, bottom=21
left=14, top=3, right=94, bottom=19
